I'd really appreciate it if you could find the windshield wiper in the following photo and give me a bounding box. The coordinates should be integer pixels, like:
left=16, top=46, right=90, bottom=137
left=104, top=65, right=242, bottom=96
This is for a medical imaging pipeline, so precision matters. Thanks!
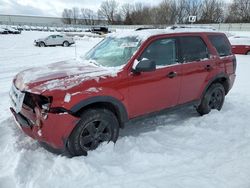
left=89, top=59, right=100, bottom=67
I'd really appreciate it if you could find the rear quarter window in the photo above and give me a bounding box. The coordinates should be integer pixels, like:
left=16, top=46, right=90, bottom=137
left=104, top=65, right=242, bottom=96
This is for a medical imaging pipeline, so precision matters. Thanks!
left=208, top=35, right=231, bottom=57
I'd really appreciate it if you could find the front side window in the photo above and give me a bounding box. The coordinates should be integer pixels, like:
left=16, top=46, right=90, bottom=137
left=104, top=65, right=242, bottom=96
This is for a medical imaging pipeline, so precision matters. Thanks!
left=180, top=36, right=209, bottom=62
left=139, top=38, right=177, bottom=67
left=208, top=35, right=231, bottom=57
left=49, top=35, right=56, bottom=39
left=84, top=37, right=141, bottom=67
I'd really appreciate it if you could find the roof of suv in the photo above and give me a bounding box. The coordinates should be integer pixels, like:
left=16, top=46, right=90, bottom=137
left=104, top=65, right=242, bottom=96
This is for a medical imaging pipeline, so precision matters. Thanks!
left=109, top=26, right=222, bottom=42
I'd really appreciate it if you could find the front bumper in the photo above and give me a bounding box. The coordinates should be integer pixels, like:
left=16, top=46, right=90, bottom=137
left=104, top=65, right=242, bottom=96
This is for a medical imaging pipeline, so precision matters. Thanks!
left=10, top=106, right=80, bottom=151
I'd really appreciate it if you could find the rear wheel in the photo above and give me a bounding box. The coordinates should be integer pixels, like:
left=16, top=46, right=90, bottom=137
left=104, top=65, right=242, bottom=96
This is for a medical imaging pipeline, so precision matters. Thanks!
left=197, top=83, right=225, bottom=115
left=63, top=41, right=69, bottom=47
left=67, top=108, right=119, bottom=156
left=246, top=51, right=250, bottom=55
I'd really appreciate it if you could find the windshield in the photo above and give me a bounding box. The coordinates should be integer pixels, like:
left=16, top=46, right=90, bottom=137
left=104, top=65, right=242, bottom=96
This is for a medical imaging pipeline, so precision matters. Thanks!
left=83, top=36, right=141, bottom=67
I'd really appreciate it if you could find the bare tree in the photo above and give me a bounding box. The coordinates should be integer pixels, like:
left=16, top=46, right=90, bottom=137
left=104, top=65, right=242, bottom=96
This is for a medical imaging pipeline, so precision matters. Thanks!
left=128, top=3, right=153, bottom=25
left=62, top=9, right=73, bottom=24
left=227, top=0, right=250, bottom=22
left=153, top=0, right=185, bottom=24
left=121, top=3, right=132, bottom=19
left=72, top=7, right=80, bottom=24
left=98, top=0, right=119, bottom=24
left=81, top=8, right=95, bottom=25
left=150, top=0, right=172, bottom=24
left=175, top=0, right=189, bottom=24
left=186, top=0, right=202, bottom=21
left=61, top=0, right=233, bottom=25
left=200, top=0, right=225, bottom=23
left=186, top=0, right=202, bottom=15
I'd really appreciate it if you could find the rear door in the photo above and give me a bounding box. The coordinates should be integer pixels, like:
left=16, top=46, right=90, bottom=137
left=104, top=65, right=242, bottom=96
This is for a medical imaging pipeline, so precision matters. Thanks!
left=178, top=35, right=216, bottom=104
left=56, top=35, right=64, bottom=45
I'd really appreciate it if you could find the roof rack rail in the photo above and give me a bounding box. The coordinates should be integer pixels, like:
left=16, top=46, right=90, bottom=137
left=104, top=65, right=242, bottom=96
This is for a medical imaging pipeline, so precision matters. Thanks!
left=135, top=27, right=157, bottom=31
left=167, top=25, right=217, bottom=31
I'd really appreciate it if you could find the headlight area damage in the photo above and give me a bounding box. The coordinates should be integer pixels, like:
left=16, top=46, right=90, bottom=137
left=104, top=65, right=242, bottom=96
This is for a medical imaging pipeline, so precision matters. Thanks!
left=10, top=90, right=80, bottom=154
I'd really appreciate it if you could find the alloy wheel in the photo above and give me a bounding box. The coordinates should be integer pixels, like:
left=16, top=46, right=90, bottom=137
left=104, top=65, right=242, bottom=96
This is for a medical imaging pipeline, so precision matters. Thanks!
left=79, top=120, right=112, bottom=151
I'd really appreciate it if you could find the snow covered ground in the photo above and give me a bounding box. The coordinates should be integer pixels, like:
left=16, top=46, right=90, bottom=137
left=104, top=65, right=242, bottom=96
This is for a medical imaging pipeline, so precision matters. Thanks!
left=1, top=31, right=250, bottom=188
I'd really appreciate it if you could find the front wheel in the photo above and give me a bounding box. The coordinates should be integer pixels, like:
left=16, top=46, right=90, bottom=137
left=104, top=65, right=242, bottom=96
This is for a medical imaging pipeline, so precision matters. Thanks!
left=67, top=108, right=119, bottom=156
left=197, top=83, right=225, bottom=115
left=246, top=51, right=250, bottom=55
left=39, top=42, right=46, bottom=47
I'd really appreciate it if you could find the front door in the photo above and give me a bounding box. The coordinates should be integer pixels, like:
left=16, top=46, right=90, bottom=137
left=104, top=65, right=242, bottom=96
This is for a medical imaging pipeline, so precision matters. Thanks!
left=46, top=35, right=56, bottom=46
left=128, top=37, right=181, bottom=118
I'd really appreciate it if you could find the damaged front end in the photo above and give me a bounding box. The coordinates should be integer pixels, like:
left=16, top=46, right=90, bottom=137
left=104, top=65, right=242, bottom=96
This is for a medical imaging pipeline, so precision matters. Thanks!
left=10, top=83, right=80, bottom=152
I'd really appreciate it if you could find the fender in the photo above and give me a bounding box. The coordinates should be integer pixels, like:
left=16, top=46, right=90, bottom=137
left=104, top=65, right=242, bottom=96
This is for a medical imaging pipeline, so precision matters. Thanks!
left=201, top=72, right=230, bottom=99
left=70, top=96, right=128, bottom=126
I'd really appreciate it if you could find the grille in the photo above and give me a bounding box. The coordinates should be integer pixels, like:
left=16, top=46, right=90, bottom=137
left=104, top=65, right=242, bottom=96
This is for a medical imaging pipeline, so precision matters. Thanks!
left=9, top=84, right=25, bottom=113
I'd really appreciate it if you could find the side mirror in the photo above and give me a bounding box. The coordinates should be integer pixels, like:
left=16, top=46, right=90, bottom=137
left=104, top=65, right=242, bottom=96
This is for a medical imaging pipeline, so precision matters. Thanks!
left=132, top=59, right=156, bottom=73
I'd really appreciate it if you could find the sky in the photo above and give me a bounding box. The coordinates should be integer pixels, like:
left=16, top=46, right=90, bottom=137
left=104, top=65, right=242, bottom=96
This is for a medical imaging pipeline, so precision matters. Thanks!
left=0, top=0, right=163, bottom=17
left=0, top=0, right=232, bottom=17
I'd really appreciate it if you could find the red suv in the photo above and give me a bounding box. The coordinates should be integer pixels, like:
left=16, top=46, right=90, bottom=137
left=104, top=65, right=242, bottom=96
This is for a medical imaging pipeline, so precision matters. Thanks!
left=10, top=30, right=236, bottom=156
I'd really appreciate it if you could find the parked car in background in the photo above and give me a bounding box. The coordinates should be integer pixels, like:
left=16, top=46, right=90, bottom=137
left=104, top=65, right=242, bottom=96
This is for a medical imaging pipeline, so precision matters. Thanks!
left=37, top=26, right=43, bottom=31
left=11, top=29, right=236, bottom=156
left=17, top=25, right=23, bottom=31
left=49, top=27, right=55, bottom=32
left=30, top=26, right=36, bottom=31
left=91, top=26, right=109, bottom=35
left=5, top=27, right=21, bottom=34
left=0, top=27, right=8, bottom=34
left=34, top=34, right=75, bottom=47
left=68, top=27, right=75, bottom=32
left=56, top=27, right=63, bottom=32
left=43, top=27, right=49, bottom=32
left=76, top=28, right=83, bottom=32
left=64, top=27, right=70, bottom=32
left=23, top=25, right=31, bottom=31
left=229, top=36, right=250, bottom=55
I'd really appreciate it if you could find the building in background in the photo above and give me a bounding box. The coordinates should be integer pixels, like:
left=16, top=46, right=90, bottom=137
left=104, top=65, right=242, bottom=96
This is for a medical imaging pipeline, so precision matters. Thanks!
left=0, top=14, right=108, bottom=26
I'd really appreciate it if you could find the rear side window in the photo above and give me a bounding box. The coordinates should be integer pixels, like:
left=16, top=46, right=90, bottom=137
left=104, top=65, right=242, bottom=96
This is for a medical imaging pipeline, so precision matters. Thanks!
left=208, top=35, right=231, bottom=57
left=179, top=36, right=209, bottom=62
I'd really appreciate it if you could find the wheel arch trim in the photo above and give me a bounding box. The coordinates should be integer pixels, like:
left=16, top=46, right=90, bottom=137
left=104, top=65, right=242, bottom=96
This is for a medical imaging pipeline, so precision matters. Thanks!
left=70, top=96, right=128, bottom=126
left=202, top=72, right=230, bottom=98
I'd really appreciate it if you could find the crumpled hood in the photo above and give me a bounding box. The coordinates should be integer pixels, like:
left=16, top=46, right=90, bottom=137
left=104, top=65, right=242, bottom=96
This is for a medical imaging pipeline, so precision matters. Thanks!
left=14, top=59, right=119, bottom=94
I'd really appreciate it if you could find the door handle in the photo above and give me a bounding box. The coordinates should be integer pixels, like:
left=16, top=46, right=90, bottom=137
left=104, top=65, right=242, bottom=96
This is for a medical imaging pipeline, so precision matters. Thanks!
left=167, top=71, right=177, bottom=78
left=205, top=64, right=213, bottom=71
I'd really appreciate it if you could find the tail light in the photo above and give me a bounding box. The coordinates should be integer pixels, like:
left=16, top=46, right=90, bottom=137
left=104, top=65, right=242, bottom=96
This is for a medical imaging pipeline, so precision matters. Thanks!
left=232, top=56, right=237, bottom=73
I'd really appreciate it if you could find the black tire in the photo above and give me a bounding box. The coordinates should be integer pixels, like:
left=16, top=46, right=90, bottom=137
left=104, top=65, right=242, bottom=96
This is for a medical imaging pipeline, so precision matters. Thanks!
left=39, top=42, right=46, bottom=47
left=246, top=51, right=250, bottom=55
left=63, top=41, right=69, bottom=47
left=197, top=83, right=225, bottom=116
left=67, top=108, right=119, bottom=156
